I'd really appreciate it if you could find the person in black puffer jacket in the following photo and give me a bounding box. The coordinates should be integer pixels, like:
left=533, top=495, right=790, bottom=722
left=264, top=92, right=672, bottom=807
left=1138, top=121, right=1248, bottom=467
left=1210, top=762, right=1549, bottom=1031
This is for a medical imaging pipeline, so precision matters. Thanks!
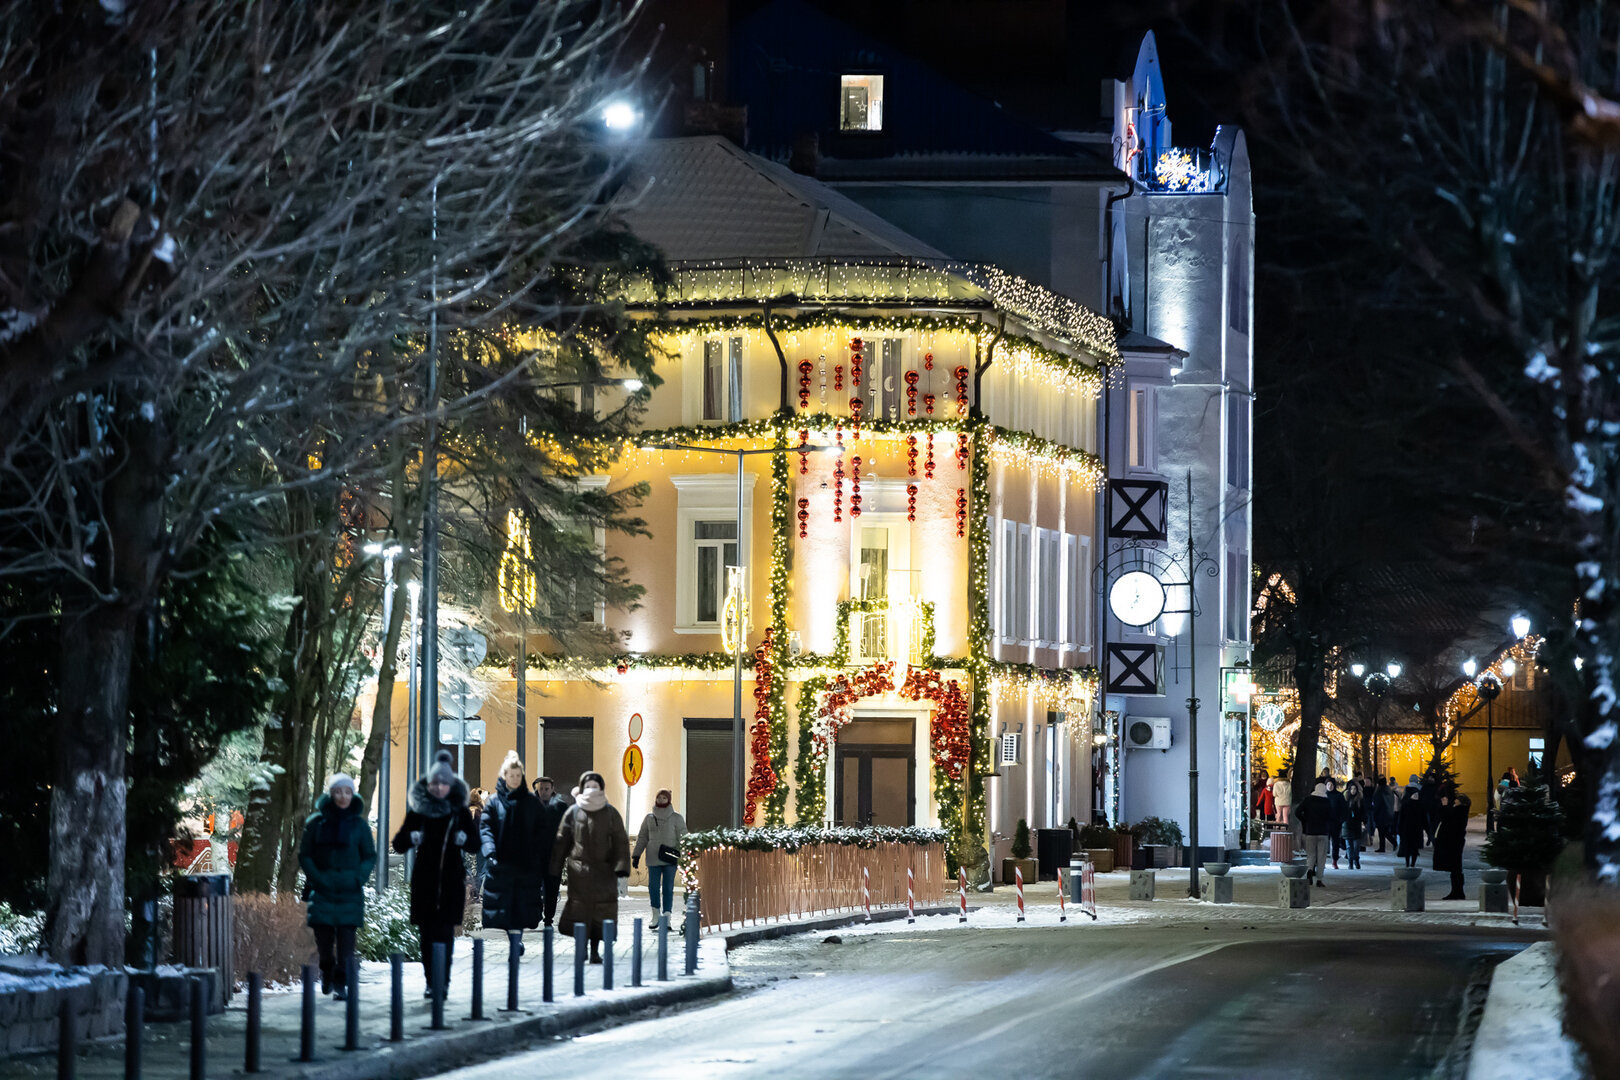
left=480, top=750, right=548, bottom=955
left=392, top=751, right=475, bottom=996
left=1295, top=782, right=1336, bottom=887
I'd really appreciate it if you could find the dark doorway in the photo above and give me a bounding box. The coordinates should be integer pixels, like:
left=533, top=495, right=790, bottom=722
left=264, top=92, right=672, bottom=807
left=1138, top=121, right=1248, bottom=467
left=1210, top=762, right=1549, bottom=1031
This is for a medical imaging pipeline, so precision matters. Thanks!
left=835, top=718, right=915, bottom=826
left=683, top=718, right=738, bottom=830
left=541, top=717, right=593, bottom=803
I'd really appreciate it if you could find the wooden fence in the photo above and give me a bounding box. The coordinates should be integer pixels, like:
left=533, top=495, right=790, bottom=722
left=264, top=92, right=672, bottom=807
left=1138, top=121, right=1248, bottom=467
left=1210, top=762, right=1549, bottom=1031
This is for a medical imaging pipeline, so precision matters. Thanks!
left=689, top=841, right=950, bottom=931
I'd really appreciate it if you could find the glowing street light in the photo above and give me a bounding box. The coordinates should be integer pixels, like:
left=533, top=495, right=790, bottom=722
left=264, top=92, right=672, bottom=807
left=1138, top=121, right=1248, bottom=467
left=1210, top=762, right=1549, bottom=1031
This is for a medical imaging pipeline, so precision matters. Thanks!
left=1386, top=661, right=1402, bottom=679
left=602, top=100, right=640, bottom=131
left=1462, top=657, right=1477, bottom=678
left=1511, top=613, right=1532, bottom=640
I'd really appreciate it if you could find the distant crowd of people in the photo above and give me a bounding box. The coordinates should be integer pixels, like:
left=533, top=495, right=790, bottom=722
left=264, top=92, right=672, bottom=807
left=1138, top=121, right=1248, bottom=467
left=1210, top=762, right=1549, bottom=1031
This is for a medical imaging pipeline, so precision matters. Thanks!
left=1252, top=766, right=1522, bottom=895
left=295, top=748, right=687, bottom=1001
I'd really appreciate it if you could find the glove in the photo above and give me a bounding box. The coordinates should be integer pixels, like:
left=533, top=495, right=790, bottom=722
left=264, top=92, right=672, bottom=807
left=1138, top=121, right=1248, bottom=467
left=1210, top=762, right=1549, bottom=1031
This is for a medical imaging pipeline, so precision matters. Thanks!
left=453, top=830, right=467, bottom=846
left=632, top=856, right=639, bottom=870
left=409, top=831, right=423, bottom=848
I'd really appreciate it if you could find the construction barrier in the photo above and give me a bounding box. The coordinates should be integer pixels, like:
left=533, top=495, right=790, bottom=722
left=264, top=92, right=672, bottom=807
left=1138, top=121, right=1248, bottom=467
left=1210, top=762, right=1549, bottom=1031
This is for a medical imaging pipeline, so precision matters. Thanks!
left=689, top=840, right=950, bottom=931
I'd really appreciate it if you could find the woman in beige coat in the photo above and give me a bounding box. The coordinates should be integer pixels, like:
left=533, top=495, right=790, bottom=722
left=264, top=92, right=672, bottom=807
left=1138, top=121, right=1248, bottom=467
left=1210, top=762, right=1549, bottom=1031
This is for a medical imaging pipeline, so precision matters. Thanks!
left=550, top=770, right=631, bottom=963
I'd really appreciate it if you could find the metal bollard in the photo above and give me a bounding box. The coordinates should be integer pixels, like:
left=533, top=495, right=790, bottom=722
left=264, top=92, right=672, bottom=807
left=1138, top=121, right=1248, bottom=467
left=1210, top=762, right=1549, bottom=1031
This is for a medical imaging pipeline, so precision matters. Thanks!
left=189, top=977, right=206, bottom=1080
left=124, top=985, right=143, bottom=1080
left=602, top=920, right=615, bottom=991
left=573, top=924, right=587, bottom=997
left=58, top=992, right=76, bottom=1080
left=505, top=937, right=521, bottom=1012
left=343, top=954, right=361, bottom=1050
left=684, top=896, right=699, bottom=975
left=430, top=943, right=447, bottom=1030
left=631, top=918, right=643, bottom=988
left=298, top=964, right=317, bottom=1062
left=467, top=938, right=485, bottom=1021
left=542, top=926, right=554, bottom=1003
left=245, top=973, right=262, bottom=1072
left=657, top=913, right=670, bottom=982
left=389, top=954, right=404, bottom=1042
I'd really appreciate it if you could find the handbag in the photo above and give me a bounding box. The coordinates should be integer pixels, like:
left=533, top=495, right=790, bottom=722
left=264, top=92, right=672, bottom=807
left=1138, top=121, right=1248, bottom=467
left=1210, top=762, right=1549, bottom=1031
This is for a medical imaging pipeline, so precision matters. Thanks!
left=658, top=844, right=680, bottom=865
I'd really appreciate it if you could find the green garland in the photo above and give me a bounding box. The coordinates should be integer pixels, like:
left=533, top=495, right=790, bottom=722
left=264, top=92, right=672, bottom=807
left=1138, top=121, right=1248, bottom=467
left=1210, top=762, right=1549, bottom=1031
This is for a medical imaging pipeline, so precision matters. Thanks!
left=518, top=651, right=735, bottom=672
left=681, top=823, right=950, bottom=860
left=765, top=433, right=792, bottom=824
left=794, top=675, right=829, bottom=822
left=960, top=419, right=992, bottom=880
left=832, top=596, right=938, bottom=666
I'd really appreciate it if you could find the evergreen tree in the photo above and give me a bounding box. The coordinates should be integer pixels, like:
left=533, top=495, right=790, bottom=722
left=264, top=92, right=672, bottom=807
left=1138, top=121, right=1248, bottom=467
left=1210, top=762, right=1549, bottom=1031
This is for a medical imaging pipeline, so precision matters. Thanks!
left=1484, top=785, right=1564, bottom=873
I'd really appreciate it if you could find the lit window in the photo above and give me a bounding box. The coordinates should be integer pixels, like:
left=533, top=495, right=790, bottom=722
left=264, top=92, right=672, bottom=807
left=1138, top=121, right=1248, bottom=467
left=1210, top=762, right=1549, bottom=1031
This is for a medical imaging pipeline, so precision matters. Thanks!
left=840, top=75, right=885, bottom=131
left=702, top=337, right=743, bottom=422
left=693, top=520, right=738, bottom=625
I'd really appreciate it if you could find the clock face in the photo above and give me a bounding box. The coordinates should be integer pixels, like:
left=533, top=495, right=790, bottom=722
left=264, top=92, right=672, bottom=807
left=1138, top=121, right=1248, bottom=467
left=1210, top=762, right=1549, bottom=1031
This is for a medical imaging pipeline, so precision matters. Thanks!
left=1109, top=570, right=1167, bottom=627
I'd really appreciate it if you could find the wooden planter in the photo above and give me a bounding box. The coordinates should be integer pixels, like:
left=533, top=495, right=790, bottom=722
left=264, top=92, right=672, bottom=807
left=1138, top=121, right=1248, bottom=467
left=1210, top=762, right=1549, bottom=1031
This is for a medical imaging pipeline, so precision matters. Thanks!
left=1114, top=832, right=1136, bottom=869
left=1002, top=857, right=1039, bottom=886
left=1082, top=848, right=1115, bottom=873
left=1145, top=844, right=1183, bottom=869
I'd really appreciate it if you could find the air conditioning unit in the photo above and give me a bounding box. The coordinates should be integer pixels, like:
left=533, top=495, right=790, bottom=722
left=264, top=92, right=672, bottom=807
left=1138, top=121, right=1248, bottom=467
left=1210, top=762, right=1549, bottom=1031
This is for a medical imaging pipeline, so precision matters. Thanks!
left=999, top=732, right=1023, bottom=766
left=1125, top=716, right=1171, bottom=751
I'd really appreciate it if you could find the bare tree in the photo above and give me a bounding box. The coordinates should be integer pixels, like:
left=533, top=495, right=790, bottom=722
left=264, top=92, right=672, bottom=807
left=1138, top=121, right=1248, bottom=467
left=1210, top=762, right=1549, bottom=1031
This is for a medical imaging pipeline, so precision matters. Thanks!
left=0, top=0, right=649, bottom=962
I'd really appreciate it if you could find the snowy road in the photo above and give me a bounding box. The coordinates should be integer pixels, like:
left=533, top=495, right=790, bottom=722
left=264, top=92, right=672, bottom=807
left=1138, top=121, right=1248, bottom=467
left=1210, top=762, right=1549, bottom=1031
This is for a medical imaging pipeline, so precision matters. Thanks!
left=428, top=922, right=1537, bottom=1079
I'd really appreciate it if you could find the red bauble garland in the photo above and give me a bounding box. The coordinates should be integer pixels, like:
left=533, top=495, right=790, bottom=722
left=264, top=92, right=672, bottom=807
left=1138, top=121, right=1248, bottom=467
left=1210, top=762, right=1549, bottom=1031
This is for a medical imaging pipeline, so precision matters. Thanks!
left=906, top=483, right=918, bottom=522
left=798, top=428, right=810, bottom=473
left=905, top=369, right=919, bottom=416
left=850, top=456, right=863, bottom=518
left=906, top=434, right=918, bottom=476
left=834, top=364, right=844, bottom=391
left=797, top=497, right=809, bottom=538
left=849, top=396, right=863, bottom=440
left=924, top=392, right=936, bottom=416
left=924, top=351, right=934, bottom=371
left=956, top=432, right=970, bottom=470
left=925, top=434, right=935, bottom=479
left=810, top=662, right=968, bottom=781
left=954, top=365, right=969, bottom=415
left=955, top=488, right=968, bottom=537
left=798, top=359, right=813, bottom=410
left=850, top=337, right=864, bottom=388
left=744, top=628, right=779, bottom=824
left=833, top=454, right=845, bottom=522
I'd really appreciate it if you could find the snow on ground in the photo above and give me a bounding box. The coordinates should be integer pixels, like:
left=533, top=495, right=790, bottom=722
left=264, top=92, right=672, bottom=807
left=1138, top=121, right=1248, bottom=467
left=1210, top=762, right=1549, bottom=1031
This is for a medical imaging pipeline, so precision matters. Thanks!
left=1466, top=941, right=1585, bottom=1080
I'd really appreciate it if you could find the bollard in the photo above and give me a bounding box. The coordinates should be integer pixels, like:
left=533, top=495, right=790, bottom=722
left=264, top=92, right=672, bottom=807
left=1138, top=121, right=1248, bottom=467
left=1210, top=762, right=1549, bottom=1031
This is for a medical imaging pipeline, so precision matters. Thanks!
left=657, top=913, right=670, bottom=982
left=1058, top=869, right=1068, bottom=923
left=602, top=920, right=616, bottom=991
left=1015, top=865, right=1026, bottom=923
left=189, top=978, right=207, bottom=1080
left=505, top=937, right=521, bottom=1012
left=58, top=993, right=76, bottom=1080
left=343, top=954, right=361, bottom=1050
left=124, top=985, right=143, bottom=1080
left=862, top=866, right=871, bottom=922
left=389, top=955, right=404, bottom=1043
left=466, top=938, right=485, bottom=1021
left=573, top=924, right=587, bottom=998
left=245, top=973, right=262, bottom=1073
left=298, top=964, right=317, bottom=1062
left=907, top=866, right=915, bottom=924
left=430, top=943, right=447, bottom=1030
left=959, top=867, right=968, bottom=923
left=684, top=895, right=699, bottom=975
left=631, top=918, right=644, bottom=987
left=542, top=926, right=555, bottom=1003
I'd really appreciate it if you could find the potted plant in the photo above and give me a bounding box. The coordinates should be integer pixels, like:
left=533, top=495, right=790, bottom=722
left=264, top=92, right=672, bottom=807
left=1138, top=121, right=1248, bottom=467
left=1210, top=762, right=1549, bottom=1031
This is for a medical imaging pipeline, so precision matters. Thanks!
left=1077, top=824, right=1117, bottom=873
left=1133, top=816, right=1185, bottom=868
left=1483, top=784, right=1562, bottom=908
left=1002, top=818, right=1040, bottom=886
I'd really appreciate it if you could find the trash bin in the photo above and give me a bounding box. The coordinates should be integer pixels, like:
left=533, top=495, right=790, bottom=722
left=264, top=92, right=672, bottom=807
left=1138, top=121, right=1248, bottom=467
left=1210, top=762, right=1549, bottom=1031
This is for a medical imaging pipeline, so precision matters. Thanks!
left=1035, top=829, right=1073, bottom=881
left=172, top=874, right=233, bottom=1009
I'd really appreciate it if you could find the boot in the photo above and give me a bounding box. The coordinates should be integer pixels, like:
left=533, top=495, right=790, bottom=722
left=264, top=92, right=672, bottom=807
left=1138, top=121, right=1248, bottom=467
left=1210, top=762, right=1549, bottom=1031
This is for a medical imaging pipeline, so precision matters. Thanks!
left=333, top=985, right=348, bottom=1002
left=320, top=967, right=332, bottom=996
left=589, top=941, right=603, bottom=965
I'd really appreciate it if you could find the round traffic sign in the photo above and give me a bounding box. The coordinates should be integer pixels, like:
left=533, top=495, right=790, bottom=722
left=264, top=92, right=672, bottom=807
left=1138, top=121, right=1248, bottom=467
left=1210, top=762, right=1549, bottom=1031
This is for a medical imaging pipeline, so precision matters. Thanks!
left=622, top=744, right=644, bottom=786
left=628, top=712, right=643, bottom=743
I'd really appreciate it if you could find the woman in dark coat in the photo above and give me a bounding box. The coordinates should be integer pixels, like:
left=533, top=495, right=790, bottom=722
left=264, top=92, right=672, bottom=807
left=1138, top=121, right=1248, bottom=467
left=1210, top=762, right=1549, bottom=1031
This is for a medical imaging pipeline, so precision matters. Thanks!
left=1397, top=779, right=1427, bottom=868
left=551, top=770, right=631, bottom=963
left=480, top=750, right=547, bottom=952
left=298, top=772, right=376, bottom=1000
left=392, top=750, right=476, bottom=994
left=1433, top=791, right=1471, bottom=899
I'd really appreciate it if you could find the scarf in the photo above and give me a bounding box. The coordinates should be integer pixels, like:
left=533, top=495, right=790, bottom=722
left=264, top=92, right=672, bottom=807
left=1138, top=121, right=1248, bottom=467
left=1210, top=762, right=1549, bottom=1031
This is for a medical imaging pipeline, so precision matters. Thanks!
left=573, top=785, right=607, bottom=812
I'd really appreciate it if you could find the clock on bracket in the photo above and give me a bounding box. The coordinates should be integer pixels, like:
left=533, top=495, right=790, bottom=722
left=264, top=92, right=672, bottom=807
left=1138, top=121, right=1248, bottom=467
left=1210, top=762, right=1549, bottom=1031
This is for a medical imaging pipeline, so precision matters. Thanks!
left=1109, top=569, right=1167, bottom=627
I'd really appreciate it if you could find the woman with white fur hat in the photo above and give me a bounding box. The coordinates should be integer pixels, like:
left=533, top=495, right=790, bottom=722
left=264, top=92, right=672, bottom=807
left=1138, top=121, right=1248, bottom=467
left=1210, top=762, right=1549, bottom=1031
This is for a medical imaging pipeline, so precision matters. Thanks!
left=479, top=750, right=548, bottom=954
left=298, top=772, right=376, bottom=1001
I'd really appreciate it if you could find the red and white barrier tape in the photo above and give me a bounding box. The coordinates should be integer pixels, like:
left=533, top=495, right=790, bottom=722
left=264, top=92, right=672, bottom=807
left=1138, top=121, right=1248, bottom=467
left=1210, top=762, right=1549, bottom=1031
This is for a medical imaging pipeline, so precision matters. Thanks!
left=907, top=866, right=915, bottom=924
left=958, top=867, right=968, bottom=923
left=1058, top=868, right=1068, bottom=922
left=1015, top=865, right=1025, bottom=923
left=863, top=865, right=871, bottom=922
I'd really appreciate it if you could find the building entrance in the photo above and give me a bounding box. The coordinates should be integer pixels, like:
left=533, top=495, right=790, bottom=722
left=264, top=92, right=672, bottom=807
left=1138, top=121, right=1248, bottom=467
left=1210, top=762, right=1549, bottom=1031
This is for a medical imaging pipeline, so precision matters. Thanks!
left=835, top=718, right=915, bottom=826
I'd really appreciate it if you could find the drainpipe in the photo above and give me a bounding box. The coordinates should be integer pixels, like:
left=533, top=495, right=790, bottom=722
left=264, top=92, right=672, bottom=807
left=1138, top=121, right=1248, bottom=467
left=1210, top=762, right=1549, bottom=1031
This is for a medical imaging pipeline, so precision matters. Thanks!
left=761, top=299, right=796, bottom=417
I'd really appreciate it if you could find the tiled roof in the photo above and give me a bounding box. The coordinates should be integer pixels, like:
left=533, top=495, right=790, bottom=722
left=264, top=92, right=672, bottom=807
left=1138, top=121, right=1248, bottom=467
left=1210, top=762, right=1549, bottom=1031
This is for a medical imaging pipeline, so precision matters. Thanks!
left=617, top=136, right=950, bottom=262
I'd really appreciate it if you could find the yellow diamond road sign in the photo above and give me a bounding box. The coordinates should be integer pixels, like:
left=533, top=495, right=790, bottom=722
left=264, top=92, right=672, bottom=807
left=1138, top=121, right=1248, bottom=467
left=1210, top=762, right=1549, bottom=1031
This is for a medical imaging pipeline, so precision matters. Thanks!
left=622, top=744, right=643, bottom=786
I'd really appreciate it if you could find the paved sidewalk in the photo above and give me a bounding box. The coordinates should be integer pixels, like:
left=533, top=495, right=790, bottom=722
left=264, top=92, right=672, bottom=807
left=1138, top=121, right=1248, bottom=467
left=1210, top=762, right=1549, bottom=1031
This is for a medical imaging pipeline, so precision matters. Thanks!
left=4, top=923, right=728, bottom=1079
left=1466, top=941, right=1585, bottom=1080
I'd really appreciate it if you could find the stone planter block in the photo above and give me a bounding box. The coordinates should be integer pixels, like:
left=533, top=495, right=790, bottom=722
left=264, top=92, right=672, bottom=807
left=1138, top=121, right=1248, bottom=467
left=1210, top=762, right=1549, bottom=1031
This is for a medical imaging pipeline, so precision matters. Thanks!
left=1480, top=868, right=1507, bottom=885
left=1202, top=875, right=1234, bottom=904
left=1278, top=863, right=1308, bottom=879
left=1203, top=862, right=1231, bottom=876
left=1480, top=882, right=1511, bottom=913
left=1392, top=878, right=1425, bottom=912
left=1129, top=870, right=1157, bottom=901
left=1279, top=877, right=1310, bottom=908
left=1392, top=866, right=1423, bottom=881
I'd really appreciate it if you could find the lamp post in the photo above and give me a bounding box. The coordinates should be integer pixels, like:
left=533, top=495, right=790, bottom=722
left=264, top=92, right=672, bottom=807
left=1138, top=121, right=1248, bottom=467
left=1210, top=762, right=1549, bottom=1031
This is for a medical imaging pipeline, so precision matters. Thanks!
left=1349, top=660, right=1400, bottom=777
left=363, top=541, right=403, bottom=890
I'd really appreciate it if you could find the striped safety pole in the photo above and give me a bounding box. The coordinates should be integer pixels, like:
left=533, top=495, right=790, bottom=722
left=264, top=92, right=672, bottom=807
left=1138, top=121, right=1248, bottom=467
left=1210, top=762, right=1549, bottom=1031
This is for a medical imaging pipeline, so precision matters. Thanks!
left=1058, top=869, right=1067, bottom=923
left=863, top=866, right=871, bottom=922
left=907, top=867, right=915, bottom=924
left=958, top=867, right=968, bottom=923
left=1015, top=865, right=1025, bottom=923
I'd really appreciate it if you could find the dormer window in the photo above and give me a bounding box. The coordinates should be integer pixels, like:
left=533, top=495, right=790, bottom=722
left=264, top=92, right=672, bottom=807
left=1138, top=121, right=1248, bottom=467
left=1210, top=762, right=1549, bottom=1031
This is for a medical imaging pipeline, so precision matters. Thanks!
left=840, top=74, right=884, bottom=131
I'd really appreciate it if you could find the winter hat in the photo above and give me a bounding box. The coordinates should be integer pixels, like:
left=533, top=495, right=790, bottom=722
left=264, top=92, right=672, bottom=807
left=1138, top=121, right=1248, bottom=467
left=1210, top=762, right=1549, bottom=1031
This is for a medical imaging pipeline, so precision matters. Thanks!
left=1408, top=774, right=1421, bottom=786
left=327, top=772, right=355, bottom=795
left=1312, top=782, right=1328, bottom=797
left=428, top=750, right=457, bottom=786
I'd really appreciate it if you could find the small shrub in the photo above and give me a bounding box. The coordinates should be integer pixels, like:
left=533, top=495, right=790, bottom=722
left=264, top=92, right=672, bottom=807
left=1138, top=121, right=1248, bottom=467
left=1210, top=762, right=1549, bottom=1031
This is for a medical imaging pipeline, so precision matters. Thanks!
left=1484, top=784, right=1563, bottom=873
left=0, top=901, right=44, bottom=954
left=1010, top=819, right=1032, bottom=859
left=232, top=892, right=315, bottom=987
left=1077, top=824, right=1117, bottom=849
left=357, top=884, right=419, bottom=962
left=1132, top=816, right=1184, bottom=847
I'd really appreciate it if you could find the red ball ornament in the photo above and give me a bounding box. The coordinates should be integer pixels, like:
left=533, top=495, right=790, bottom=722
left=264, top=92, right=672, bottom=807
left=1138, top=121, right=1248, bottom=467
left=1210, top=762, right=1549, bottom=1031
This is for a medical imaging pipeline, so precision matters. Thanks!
left=906, top=483, right=918, bottom=522
left=925, top=435, right=935, bottom=478
left=834, top=364, right=844, bottom=391
left=924, top=352, right=934, bottom=371
left=904, top=370, right=920, bottom=416
left=924, top=393, right=936, bottom=416
left=955, top=488, right=968, bottom=537
left=798, top=359, right=813, bottom=409
left=797, top=497, right=810, bottom=538
left=906, top=434, right=918, bottom=476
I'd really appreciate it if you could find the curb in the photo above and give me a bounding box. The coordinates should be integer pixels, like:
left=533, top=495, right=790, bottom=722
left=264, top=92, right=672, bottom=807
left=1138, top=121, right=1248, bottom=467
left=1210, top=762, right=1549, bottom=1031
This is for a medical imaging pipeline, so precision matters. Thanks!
left=721, top=905, right=970, bottom=948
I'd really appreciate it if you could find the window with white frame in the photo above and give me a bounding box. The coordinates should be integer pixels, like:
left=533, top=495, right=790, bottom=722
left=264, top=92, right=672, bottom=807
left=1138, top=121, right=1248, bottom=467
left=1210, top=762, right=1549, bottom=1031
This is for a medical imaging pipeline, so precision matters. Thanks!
left=1127, top=386, right=1153, bottom=470
left=1015, top=523, right=1032, bottom=642
left=876, top=338, right=902, bottom=420
left=538, top=518, right=605, bottom=625
left=1037, top=528, right=1060, bottom=644
left=1226, top=391, right=1250, bottom=489
left=1230, top=232, right=1251, bottom=334
left=673, top=474, right=753, bottom=632
left=693, top=520, right=738, bottom=625
left=1224, top=550, right=1249, bottom=642
left=701, top=337, right=743, bottom=422
left=999, top=519, right=1017, bottom=640
left=1064, top=533, right=1090, bottom=649
left=839, top=74, right=885, bottom=131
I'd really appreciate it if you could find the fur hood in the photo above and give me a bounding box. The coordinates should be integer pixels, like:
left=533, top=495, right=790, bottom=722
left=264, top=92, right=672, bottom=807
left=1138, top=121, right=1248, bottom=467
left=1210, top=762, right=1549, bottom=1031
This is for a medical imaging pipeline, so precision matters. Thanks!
left=312, top=792, right=367, bottom=819
left=408, top=774, right=469, bottom=818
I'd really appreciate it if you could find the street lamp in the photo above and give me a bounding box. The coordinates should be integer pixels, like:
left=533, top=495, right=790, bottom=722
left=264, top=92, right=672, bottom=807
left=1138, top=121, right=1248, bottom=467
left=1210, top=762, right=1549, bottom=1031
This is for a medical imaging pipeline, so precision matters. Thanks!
left=1350, top=659, right=1400, bottom=776
left=363, top=541, right=402, bottom=890
left=1474, top=669, right=1503, bottom=831
left=1512, top=613, right=1532, bottom=640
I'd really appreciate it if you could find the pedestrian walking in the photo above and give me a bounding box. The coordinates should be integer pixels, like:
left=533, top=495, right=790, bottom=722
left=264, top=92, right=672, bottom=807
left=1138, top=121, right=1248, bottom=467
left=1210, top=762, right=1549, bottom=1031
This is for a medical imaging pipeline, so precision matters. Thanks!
left=1419, top=772, right=1441, bottom=846
left=1296, top=782, right=1335, bottom=886
left=531, top=775, right=568, bottom=926
left=392, top=750, right=476, bottom=994
left=1255, top=776, right=1276, bottom=822
left=1374, top=777, right=1398, bottom=852
left=1433, top=791, right=1471, bottom=899
left=551, top=770, right=631, bottom=964
left=480, top=750, right=548, bottom=956
left=298, top=772, right=376, bottom=1002
left=1397, top=777, right=1426, bottom=868
left=632, top=788, right=688, bottom=922
left=1273, top=772, right=1293, bottom=827
left=468, top=787, right=489, bottom=890
left=1342, top=780, right=1366, bottom=870
left=1325, top=778, right=1349, bottom=869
